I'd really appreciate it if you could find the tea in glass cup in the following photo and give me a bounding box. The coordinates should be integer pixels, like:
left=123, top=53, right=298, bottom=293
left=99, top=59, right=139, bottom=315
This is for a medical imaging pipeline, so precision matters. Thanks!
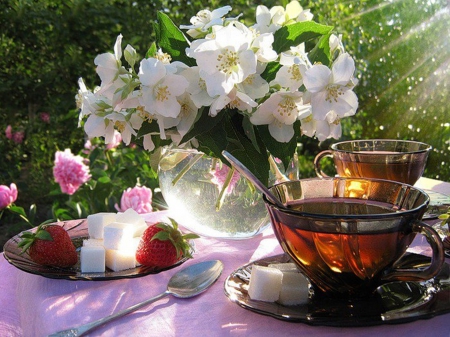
left=314, top=139, right=431, bottom=185
left=265, top=177, right=444, bottom=297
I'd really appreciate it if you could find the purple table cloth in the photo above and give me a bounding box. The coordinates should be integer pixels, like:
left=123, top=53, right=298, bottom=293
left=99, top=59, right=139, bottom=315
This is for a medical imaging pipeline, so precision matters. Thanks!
left=0, top=177, right=449, bottom=337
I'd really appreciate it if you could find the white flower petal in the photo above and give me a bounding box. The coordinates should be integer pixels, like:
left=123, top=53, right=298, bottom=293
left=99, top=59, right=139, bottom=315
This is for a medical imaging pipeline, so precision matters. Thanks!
left=332, top=53, right=355, bottom=85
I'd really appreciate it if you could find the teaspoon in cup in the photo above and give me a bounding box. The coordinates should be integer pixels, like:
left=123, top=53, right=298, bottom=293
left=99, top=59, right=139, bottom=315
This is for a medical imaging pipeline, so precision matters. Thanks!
left=222, top=150, right=285, bottom=209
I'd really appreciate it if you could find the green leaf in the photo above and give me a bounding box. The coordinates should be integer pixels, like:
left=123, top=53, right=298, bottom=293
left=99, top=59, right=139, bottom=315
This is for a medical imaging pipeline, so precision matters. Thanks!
left=272, top=21, right=334, bottom=54
left=97, top=176, right=111, bottom=184
left=8, top=205, right=27, bottom=217
left=308, top=32, right=333, bottom=66
left=242, top=115, right=262, bottom=154
left=261, top=61, right=281, bottom=83
left=155, top=12, right=196, bottom=66
left=220, top=114, right=270, bottom=185
left=181, top=107, right=227, bottom=144
left=145, top=42, right=158, bottom=58
left=35, top=229, right=53, bottom=241
left=256, top=120, right=301, bottom=169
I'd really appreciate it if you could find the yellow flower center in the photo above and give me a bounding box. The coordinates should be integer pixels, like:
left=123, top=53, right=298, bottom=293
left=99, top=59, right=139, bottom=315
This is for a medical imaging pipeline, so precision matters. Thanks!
left=155, top=85, right=170, bottom=102
left=114, top=121, right=126, bottom=133
left=216, top=48, right=238, bottom=75
left=326, top=84, right=344, bottom=102
left=288, top=64, right=302, bottom=82
left=138, top=107, right=154, bottom=122
left=277, top=97, right=296, bottom=117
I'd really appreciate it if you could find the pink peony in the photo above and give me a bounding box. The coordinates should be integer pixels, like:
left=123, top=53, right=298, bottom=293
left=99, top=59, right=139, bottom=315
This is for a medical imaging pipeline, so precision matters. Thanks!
left=5, top=125, right=12, bottom=140
left=53, top=149, right=91, bottom=195
left=115, top=186, right=153, bottom=214
left=211, top=162, right=240, bottom=194
left=39, top=112, right=50, bottom=123
left=0, top=183, right=18, bottom=209
left=12, top=131, right=24, bottom=144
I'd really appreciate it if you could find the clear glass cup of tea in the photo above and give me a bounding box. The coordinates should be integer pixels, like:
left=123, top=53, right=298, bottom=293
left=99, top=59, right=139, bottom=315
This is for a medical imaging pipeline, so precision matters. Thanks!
left=314, top=139, right=432, bottom=185
left=265, top=177, right=444, bottom=297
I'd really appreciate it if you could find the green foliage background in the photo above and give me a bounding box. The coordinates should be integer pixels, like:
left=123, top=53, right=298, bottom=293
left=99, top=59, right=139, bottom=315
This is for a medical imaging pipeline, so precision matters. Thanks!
left=0, top=0, right=449, bottom=231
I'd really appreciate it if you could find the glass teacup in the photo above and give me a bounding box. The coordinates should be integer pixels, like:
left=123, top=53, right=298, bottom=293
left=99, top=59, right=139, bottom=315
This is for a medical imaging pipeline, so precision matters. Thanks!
left=314, top=139, right=432, bottom=185
left=265, top=177, right=444, bottom=297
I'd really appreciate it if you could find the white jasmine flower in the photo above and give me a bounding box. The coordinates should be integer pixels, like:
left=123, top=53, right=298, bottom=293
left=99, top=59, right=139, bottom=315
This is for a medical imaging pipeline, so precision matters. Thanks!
left=190, top=24, right=257, bottom=97
left=94, top=34, right=123, bottom=87
left=236, top=73, right=269, bottom=100
left=251, top=33, right=278, bottom=63
left=253, top=5, right=279, bottom=34
left=180, top=6, right=232, bottom=38
left=303, top=53, right=358, bottom=120
left=179, top=66, right=214, bottom=108
left=271, top=0, right=313, bottom=26
left=176, top=92, right=199, bottom=138
left=272, top=45, right=310, bottom=91
left=138, top=58, right=189, bottom=119
left=250, top=91, right=310, bottom=142
left=300, top=111, right=342, bottom=141
left=329, top=34, right=345, bottom=56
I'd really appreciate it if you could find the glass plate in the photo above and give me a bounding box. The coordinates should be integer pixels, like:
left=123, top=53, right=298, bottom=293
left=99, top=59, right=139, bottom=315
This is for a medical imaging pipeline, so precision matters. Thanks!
left=3, top=219, right=190, bottom=281
left=224, top=254, right=450, bottom=326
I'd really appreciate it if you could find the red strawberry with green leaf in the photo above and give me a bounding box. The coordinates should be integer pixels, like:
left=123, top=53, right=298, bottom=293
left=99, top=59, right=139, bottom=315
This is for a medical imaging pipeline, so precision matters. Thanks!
left=136, top=218, right=198, bottom=268
left=18, top=222, right=78, bottom=268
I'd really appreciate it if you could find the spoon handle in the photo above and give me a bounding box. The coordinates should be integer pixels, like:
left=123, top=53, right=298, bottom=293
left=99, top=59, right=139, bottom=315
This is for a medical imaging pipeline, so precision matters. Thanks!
left=49, top=291, right=169, bottom=337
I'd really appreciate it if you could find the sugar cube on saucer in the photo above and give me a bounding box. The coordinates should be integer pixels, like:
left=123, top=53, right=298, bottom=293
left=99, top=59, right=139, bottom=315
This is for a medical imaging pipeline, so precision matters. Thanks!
left=105, top=249, right=136, bottom=272
left=103, top=222, right=136, bottom=250
left=87, top=212, right=117, bottom=239
left=116, top=209, right=147, bottom=237
left=248, top=265, right=283, bottom=302
left=278, top=272, right=310, bottom=305
left=80, top=246, right=106, bottom=273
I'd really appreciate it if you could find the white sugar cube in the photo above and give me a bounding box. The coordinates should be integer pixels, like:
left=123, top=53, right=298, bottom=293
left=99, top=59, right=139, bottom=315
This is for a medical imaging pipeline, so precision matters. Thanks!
left=268, top=263, right=299, bottom=272
left=105, top=249, right=136, bottom=272
left=83, top=238, right=104, bottom=247
left=80, top=246, right=105, bottom=273
left=278, top=272, right=310, bottom=306
left=116, top=209, right=146, bottom=236
left=248, top=265, right=283, bottom=302
left=87, top=212, right=117, bottom=239
left=103, top=222, right=136, bottom=250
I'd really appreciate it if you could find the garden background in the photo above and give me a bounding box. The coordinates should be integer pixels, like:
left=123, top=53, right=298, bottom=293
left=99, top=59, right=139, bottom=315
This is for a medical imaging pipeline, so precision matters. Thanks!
left=1, top=0, right=449, bottom=249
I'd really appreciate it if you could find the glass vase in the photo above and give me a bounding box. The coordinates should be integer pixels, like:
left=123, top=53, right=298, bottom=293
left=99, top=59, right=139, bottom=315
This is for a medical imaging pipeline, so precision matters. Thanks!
left=157, top=148, right=298, bottom=239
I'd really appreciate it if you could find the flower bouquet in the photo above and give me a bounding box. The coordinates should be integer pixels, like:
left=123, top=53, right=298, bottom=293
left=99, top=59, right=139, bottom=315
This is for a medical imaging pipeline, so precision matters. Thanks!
left=76, top=0, right=359, bottom=186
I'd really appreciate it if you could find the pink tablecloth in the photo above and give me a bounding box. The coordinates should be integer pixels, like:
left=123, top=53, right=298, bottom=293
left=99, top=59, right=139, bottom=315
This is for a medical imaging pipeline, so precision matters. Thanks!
left=0, top=177, right=449, bottom=337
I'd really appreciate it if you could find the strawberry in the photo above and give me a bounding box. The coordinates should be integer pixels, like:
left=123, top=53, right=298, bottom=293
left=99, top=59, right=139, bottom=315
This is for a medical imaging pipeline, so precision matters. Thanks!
left=136, top=218, right=198, bottom=268
left=18, top=222, right=78, bottom=268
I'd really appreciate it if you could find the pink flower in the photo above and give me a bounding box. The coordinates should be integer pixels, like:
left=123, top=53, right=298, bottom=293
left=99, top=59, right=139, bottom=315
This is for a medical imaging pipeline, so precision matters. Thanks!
left=0, top=183, right=18, bottom=209
left=211, top=162, right=240, bottom=194
left=5, top=125, right=12, bottom=140
left=39, top=112, right=50, bottom=123
left=106, top=130, right=122, bottom=150
left=53, top=149, right=91, bottom=195
left=115, top=186, right=153, bottom=214
left=12, top=131, right=24, bottom=144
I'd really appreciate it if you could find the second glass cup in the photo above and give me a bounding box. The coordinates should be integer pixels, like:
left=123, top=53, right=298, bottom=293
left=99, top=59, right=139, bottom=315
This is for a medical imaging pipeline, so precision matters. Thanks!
left=314, top=139, right=432, bottom=185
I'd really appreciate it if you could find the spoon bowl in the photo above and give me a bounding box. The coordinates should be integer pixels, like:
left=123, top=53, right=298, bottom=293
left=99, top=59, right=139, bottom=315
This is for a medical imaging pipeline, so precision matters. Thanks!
left=49, top=260, right=224, bottom=336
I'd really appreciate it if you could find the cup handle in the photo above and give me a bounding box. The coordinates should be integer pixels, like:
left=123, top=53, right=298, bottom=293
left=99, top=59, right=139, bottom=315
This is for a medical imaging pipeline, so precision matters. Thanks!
left=381, top=221, right=445, bottom=282
left=314, top=150, right=333, bottom=178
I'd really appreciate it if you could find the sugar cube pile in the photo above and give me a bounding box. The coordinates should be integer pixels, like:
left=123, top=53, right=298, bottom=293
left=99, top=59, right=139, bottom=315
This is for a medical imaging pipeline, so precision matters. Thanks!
left=247, top=262, right=310, bottom=305
left=80, top=209, right=146, bottom=273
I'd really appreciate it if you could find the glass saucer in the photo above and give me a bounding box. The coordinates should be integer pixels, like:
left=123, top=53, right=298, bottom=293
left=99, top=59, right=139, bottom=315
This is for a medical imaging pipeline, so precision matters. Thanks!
left=224, top=254, right=450, bottom=326
left=3, top=219, right=190, bottom=281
